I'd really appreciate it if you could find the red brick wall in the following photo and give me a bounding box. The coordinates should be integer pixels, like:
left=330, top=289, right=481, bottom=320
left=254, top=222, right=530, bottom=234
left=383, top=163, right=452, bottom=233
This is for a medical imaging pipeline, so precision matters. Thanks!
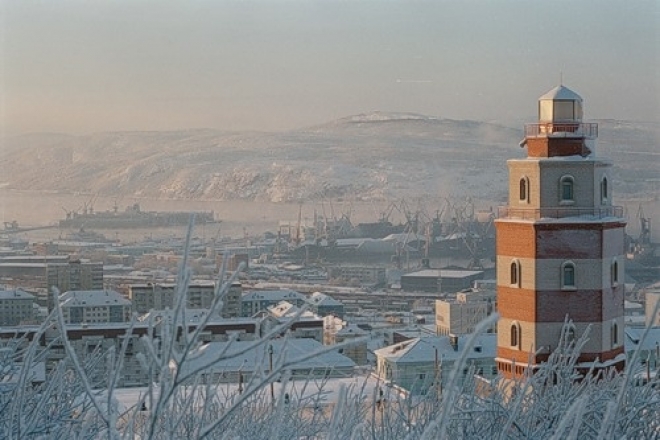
left=498, top=286, right=536, bottom=322
left=535, top=229, right=602, bottom=259
left=496, top=222, right=536, bottom=258
left=527, top=138, right=586, bottom=158
left=535, top=290, right=602, bottom=322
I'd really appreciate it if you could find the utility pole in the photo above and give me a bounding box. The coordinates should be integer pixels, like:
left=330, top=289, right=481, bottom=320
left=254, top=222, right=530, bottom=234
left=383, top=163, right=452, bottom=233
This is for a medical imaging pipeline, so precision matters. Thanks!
left=268, top=344, right=275, bottom=405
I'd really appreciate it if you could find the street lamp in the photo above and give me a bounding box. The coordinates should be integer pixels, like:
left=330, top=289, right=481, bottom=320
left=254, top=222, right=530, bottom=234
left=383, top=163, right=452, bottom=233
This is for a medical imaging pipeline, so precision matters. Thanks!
left=268, top=344, right=275, bottom=405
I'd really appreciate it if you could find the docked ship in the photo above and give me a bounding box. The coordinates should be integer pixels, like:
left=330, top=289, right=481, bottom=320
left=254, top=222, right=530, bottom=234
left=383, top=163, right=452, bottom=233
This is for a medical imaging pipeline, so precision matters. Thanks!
left=59, top=203, right=218, bottom=229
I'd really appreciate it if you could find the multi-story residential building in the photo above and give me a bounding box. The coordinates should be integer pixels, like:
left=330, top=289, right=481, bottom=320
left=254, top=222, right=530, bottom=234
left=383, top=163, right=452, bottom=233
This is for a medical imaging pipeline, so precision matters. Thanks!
left=59, top=289, right=132, bottom=324
left=375, top=334, right=498, bottom=395
left=495, top=86, right=626, bottom=379
left=128, top=283, right=176, bottom=313
left=0, top=315, right=261, bottom=388
left=128, top=281, right=242, bottom=317
left=140, top=309, right=260, bottom=345
left=328, top=322, right=368, bottom=365
left=241, top=289, right=306, bottom=317
left=306, top=291, right=344, bottom=318
left=645, top=286, right=660, bottom=327
left=263, top=301, right=324, bottom=342
left=0, top=257, right=103, bottom=310
left=221, top=282, right=242, bottom=318
left=47, top=259, right=104, bottom=311
left=180, top=339, right=356, bottom=384
left=0, top=289, right=35, bottom=326
left=329, top=266, right=386, bottom=287
left=400, top=269, right=484, bottom=293
left=435, top=289, right=496, bottom=336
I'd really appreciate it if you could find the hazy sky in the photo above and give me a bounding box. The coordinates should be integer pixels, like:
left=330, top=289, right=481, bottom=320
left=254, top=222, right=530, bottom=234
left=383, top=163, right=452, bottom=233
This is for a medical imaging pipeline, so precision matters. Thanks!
left=2, top=0, right=658, bottom=135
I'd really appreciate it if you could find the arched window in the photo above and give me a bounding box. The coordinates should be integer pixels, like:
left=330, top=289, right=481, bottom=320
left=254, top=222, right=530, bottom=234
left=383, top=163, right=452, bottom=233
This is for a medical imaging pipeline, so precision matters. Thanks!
left=611, top=259, right=619, bottom=285
left=560, top=175, right=575, bottom=203
left=601, top=177, right=608, bottom=202
left=510, top=323, right=519, bottom=348
left=561, top=261, right=576, bottom=289
left=519, top=177, right=529, bottom=203
left=611, top=322, right=619, bottom=346
left=510, top=260, right=521, bottom=287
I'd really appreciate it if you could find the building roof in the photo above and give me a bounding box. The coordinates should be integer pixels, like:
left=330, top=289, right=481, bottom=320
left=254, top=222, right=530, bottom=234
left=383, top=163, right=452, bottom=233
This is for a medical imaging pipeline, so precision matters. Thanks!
left=335, top=323, right=368, bottom=337
left=178, top=338, right=355, bottom=376
left=0, top=255, right=69, bottom=262
left=139, top=308, right=258, bottom=326
left=334, top=238, right=371, bottom=248
left=0, top=289, right=35, bottom=300
left=0, top=263, right=48, bottom=268
left=267, top=301, right=320, bottom=321
left=59, top=289, right=132, bottom=307
left=130, top=281, right=216, bottom=289
left=539, top=85, right=582, bottom=102
left=374, top=334, right=497, bottom=364
left=242, top=289, right=305, bottom=302
left=382, top=233, right=426, bottom=243
left=357, top=240, right=400, bottom=254
left=307, top=291, right=343, bottom=307
left=624, top=327, right=660, bottom=352
left=402, top=269, right=483, bottom=279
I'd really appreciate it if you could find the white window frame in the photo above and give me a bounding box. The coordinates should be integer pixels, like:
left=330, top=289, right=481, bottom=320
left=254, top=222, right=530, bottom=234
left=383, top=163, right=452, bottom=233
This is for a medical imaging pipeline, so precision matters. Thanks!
left=601, top=176, right=609, bottom=203
left=561, top=261, right=577, bottom=290
left=519, top=176, right=530, bottom=204
left=510, top=259, right=521, bottom=288
left=510, top=322, right=521, bottom=349
left=559, top=175, right=575, bottom=205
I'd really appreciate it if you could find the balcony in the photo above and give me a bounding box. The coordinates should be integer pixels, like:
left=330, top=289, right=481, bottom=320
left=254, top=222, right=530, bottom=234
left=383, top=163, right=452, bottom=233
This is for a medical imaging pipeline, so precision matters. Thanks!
left=524, top=122, right=598, bottom=139
left=498, top=206, right=623, bottom=221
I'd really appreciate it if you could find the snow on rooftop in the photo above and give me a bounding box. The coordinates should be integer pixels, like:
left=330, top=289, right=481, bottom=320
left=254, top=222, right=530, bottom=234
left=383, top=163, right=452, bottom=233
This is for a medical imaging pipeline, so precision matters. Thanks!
left=59, top=289, right=131, bottom=307
left=242, top=289, right=305, bottom=301
left=308, top=291, right=342, bottom=306
left=113, top=374, right=379, bottom=411
left=625, top=327, right=660, bottom=351
left=0, top=289, right=35, bottom=300
left=178, top=338, right=355, bottom=376
left=335, top=323, right=368, bottom=337
left=374, top=334, right=496, bottom=364
left=267, top=301, right=320, bottom=320
left=402, top=269, right=483, bottom=279
left=539, top=85, right=582, bottom=102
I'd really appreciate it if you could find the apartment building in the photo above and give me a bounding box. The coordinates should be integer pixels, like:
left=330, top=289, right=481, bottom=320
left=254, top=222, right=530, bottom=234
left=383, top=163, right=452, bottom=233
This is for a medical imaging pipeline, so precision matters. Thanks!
left=59, top=289, right=132, bottom=324
left=329, top=266, right=386, bottom=286
left=128, top=281, right=242, bottom=318
left=0, top=289, right=35, bottom=326
left=435, top=289, right=496, bottom=336
left=241, top=289, right=306, bottom=317
left=0, top=257, right=103, bottom=311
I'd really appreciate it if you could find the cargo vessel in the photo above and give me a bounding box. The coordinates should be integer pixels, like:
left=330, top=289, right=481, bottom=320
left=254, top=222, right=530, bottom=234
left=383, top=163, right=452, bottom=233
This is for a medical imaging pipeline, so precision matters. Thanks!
left=59, top=203, right=218, bottom=229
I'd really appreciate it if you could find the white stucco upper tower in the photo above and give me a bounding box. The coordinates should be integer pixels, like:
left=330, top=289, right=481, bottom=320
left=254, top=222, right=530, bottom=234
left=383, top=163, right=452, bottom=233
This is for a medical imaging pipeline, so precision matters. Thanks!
left=538, top=85, right=583, bottom=123
left=521, top=84, right=598, bottom=158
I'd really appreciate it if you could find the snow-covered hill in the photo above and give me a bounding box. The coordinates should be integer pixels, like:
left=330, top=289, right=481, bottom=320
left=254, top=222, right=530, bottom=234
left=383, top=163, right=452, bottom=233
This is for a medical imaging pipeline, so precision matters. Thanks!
left=1, top=114, right=656, bottom=203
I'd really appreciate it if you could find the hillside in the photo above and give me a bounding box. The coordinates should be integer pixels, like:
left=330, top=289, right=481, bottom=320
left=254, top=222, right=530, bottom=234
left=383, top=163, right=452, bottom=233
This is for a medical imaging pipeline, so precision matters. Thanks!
left=1, top=114, right=657, bottom=203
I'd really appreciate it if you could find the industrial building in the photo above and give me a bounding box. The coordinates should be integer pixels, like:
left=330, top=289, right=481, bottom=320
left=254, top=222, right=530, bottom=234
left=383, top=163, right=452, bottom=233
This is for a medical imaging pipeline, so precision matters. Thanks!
left=400, top=269, right=483, bottom=293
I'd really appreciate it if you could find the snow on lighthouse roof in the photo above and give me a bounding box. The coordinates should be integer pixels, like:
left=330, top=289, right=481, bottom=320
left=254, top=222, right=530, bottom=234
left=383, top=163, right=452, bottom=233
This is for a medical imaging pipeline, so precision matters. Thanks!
left=539, top=85, right=582, bottom=102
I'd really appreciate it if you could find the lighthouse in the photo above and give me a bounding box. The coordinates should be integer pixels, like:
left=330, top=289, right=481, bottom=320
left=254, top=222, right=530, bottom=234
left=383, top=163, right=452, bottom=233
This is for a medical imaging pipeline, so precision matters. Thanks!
left=495, top=85, right=626, bottom=379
